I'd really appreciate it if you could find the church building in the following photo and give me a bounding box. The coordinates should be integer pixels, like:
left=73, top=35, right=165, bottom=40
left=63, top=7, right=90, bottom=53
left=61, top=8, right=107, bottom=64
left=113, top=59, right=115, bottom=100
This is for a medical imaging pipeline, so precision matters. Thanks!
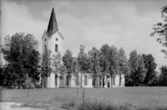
left=42, top=8, right=125, bottom=88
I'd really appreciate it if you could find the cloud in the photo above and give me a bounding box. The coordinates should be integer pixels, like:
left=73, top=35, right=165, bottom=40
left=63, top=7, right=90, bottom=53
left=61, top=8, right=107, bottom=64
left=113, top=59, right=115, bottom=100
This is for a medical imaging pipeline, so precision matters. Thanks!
left=1, top=0, right=46, bottom=53
left=1, top=0, right=166, bottom=70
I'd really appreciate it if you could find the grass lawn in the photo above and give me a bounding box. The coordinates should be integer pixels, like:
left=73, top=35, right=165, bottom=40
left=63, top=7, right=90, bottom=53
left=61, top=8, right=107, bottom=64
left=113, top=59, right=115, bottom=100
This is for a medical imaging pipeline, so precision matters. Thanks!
left=1, top=87, right=167, bottom=109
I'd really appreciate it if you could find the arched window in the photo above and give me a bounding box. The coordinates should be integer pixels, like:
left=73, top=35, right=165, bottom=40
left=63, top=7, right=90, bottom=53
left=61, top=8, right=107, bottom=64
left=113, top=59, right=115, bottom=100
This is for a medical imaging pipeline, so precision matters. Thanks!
left=84, top=75, right=88, bottom=86
left=55, top=75, right=57, bottom=86
left=66, top=75, right=69, bottom=86
left=55, top=44, right=58, bottom=52
left=56, top=38, right=58, bottom=41
left=113, top=76, right=115, bottom=86
left=76, top=75, right=79, bottom=86
left=45, top=45, right=47, bottom=51
left=99, top=76, right=101, bottom=86
left=45, top=38, right=46, bottom=41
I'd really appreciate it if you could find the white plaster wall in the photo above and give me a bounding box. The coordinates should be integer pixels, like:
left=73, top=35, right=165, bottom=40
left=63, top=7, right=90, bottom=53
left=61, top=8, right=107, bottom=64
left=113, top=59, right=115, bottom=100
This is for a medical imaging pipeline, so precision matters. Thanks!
left=121, top=75, right=125, bottom=87
left=46, top=72, right=55, bottom=88
left=42, top=31, right=64, bottom=88
left=58, top=74, right=65, bottom=88
left=42, top=31, right=49, bottom=54
left=112, top=75, right=119, bottom=87
left=50, top=32, right=63, bottom=56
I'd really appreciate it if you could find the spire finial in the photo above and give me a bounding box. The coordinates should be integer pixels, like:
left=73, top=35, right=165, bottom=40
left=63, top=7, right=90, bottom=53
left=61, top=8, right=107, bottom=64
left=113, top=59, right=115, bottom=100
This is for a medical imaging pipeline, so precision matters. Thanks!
left=52, top=0, right=55, bottom=9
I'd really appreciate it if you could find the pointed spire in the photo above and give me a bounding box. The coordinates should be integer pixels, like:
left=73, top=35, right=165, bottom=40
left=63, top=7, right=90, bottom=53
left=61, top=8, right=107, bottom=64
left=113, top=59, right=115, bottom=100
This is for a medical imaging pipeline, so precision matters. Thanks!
left=47, top=8, right=58, bottom=36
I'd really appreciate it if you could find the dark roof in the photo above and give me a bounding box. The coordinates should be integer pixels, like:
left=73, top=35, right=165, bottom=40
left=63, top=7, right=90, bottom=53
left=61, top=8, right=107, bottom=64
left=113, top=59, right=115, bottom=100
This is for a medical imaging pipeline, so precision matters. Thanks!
left=47, top=8, right=58, bottom=37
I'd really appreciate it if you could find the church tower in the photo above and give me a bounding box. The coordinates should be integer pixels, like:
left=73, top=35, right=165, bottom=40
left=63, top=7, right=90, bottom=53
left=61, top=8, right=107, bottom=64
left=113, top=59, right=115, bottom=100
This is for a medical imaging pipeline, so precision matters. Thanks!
left=42, top=8, right=64, bottom=88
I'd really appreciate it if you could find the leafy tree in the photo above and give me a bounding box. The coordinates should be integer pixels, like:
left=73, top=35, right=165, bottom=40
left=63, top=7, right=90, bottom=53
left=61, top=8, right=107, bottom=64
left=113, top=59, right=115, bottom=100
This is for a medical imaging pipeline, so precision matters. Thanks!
left=0, top=45, right=2, bottom=66
left=129, top=50, right=139, bottom=86
left=0, top=65, right=4, bottom=87
left=41, top=50, right=52, bottom=88
left=100, top=44, right=110, bottom=87
left=52, top=52, right=67, bottom=88
left=142, top=54, right=157, bottom=86
left=2, top=33, right=40, bottom=88
left=159, top=65, right=167, bottom=86
left=151, top=5, right=167, bottom=57
left=27, top=49, right=41, bottom=85
left=62, top=49, right=75, bottom=88
left=136, top=55, right=146, bottom=85
left=118, top=47, right=129, bottom=86
left=127, top=51, right=147, bottom=86
left=88, top=47, right=101, bottom=89
left=109, top=46, right=120, bottom=77
left=77, top=45, right=91, bottom=88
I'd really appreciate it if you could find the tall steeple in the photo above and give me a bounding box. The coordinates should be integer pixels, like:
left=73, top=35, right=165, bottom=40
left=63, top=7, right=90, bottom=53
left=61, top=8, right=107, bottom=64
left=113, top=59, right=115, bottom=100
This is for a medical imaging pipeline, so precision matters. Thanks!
left=47, top=8, right=58, bottom=37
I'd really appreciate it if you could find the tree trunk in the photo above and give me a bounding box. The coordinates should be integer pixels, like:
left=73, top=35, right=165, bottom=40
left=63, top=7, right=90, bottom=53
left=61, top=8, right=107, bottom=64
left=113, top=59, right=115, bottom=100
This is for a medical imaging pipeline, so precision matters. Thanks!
left=81, top=73, right=83, bottom=88
left=18, top=79, right=21, bottom=89
left=26, top=73, right=28, bottom=89
left=68, top=73, right=70, bottom=88
left=95, top=75, right=99, bottom=89
left=119, top=74, right=122, bottom=86
left=42, top=76, right=46, bottom=88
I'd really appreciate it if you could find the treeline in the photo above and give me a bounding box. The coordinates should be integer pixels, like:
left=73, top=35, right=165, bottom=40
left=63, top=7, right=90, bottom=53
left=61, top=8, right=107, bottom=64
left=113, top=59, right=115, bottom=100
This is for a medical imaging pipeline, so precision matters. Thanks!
left=126, top=51, right=167, bottom=86
left=0, top=33, right=167, bottom=89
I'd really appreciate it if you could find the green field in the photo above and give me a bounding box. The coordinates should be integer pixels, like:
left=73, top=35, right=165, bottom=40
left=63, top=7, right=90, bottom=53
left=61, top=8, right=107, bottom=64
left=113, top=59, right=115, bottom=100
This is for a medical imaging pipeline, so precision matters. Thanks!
left=1, top=87, right=167, bottom=109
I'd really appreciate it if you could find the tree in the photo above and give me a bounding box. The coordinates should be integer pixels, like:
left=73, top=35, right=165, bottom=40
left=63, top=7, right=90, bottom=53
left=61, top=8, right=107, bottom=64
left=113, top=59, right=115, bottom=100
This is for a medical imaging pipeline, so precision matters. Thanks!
left=52, top=52, right=67, bottom=88
left=88, top=47, right=101, bottom=89
left=0, top=65, right=4, bottom=87
left=2, top=33, right=40, bottom=88
left=159, top=65, right=167, bottom=86
left=129, top=50, right=139, bottom=86
left=142, top=54, right=157, bottom=86
left=151, top=5, right=167, bottom=57
left=62, top=49, right=75, bottom=88
left=100, top=44, right=110, bottom=87
left=127, top=51, right=147, bottom=86
left=77, top=45, right=91, bottom=88
left=41, top=50, right=52, bottom=88
left=109, top=46, right=120, bottom=78
left=118, top=47, right=129, bottom=86
left=136, top=55, right=146, bottom=85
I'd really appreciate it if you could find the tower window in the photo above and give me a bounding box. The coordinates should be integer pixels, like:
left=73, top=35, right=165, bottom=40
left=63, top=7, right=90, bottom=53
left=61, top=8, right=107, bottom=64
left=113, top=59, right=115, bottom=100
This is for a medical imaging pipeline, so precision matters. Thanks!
left=45, top=38, right=46, bottom=41
left=56, top=38, right=58, bottom=41
left=55, top=44, right=58, bottom=52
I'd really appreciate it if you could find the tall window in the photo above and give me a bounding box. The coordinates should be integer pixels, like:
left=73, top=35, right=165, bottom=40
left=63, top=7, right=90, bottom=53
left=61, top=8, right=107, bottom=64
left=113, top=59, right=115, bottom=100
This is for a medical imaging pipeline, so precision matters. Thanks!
left=45, top=45, right=47, bottom=51
left=55, top=45, right=58, bottom=52
left=76, top=75, right=79, bottom=86
left=99, top=76, right=101, bottom=86
left=55, top=75, right=57, bottom=86
left=113, top=76, right=115, bottom=86
left=84, top=75, right=88, bottom=86
left=66, top=75, right=69, bottom=86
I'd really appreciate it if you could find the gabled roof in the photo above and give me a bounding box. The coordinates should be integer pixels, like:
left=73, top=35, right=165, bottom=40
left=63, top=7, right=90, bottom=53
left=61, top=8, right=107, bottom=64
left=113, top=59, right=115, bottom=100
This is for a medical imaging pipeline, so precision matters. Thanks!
left=57, top=31, right=64, bottom=40
left=47, top=8, right=58, bottom=37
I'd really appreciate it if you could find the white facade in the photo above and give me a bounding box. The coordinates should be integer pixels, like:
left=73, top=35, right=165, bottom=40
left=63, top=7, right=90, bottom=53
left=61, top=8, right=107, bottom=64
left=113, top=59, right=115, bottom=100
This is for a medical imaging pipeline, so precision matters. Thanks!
left=42, top=8, right=125, bottom=88
left=42, top=30, right=64, bottom=88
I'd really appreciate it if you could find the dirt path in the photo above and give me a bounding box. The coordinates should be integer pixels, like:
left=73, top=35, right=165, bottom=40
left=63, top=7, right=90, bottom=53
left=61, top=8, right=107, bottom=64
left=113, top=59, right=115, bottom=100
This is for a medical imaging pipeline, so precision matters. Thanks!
left=0, top=102, right=44, bottom=110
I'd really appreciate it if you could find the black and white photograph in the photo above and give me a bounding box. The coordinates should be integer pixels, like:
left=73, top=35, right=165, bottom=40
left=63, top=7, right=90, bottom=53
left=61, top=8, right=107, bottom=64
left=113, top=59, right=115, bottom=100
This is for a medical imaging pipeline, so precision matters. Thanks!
left=0, top=0, right=167, bottom=110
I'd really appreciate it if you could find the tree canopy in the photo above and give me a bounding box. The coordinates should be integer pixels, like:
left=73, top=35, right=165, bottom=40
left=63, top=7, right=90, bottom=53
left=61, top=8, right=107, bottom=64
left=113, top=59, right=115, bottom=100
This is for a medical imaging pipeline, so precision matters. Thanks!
left=2, top=33, right=40, bottom=88
left=151, top=5, right=167, bottom=57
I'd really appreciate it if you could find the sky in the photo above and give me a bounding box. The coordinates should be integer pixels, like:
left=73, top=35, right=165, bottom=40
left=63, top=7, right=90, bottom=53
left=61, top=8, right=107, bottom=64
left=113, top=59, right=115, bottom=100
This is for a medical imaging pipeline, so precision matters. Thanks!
left=1, top=0, right=167, bottom=71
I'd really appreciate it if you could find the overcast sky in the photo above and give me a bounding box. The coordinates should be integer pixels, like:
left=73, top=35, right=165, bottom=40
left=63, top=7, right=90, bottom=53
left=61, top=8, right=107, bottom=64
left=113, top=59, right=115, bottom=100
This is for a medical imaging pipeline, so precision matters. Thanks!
left=1, top=0, right=167, bottom=71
